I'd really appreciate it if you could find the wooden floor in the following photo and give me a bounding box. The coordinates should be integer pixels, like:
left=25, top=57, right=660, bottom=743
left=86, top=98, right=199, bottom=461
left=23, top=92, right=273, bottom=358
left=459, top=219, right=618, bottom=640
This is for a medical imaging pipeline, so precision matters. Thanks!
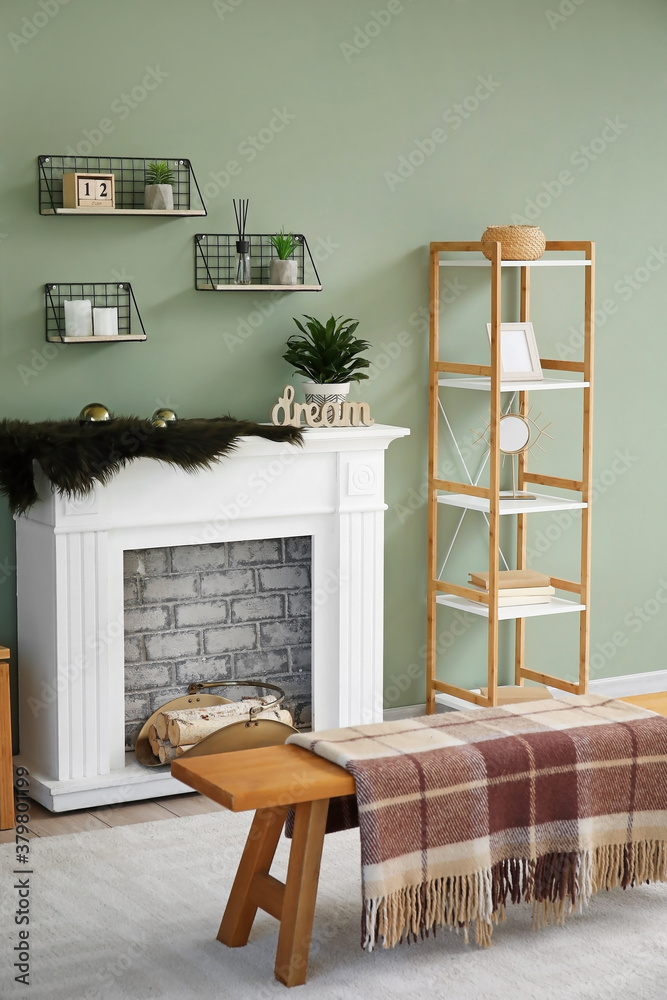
left=0, top=791, right=224, bottom=843
left=3, top=691, right=666, bottom=843
left=619, top=690, right=667, bottom=716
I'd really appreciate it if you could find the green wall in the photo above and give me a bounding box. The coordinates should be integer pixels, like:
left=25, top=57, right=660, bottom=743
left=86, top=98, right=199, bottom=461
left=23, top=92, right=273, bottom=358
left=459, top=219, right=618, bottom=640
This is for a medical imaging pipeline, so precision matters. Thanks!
left=1, top=0, right=666, bottom=746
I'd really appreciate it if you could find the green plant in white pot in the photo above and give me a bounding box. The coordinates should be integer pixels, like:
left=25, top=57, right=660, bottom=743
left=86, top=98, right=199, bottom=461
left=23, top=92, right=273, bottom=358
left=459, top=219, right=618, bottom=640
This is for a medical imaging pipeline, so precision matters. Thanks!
left=269, top=229, right=299, bottom=285
left=283, top=315, right=371, bottom=405
left=145, top=161, right=174, bottom=210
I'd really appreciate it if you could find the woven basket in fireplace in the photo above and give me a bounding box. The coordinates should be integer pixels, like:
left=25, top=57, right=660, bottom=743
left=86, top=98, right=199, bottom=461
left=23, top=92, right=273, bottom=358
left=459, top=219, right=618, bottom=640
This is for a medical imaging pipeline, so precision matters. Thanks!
left=135, top=680, right=298, bottom=768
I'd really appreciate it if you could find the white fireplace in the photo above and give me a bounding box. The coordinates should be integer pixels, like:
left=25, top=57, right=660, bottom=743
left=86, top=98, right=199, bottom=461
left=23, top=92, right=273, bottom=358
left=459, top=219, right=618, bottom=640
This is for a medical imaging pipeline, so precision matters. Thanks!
left=15, top=424, right=408, bottom=811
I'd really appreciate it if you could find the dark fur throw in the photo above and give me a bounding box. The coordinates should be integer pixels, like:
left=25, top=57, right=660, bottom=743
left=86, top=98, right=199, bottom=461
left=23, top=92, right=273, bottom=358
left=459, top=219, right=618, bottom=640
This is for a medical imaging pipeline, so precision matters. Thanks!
left=0, top=417, right=303, bottom=515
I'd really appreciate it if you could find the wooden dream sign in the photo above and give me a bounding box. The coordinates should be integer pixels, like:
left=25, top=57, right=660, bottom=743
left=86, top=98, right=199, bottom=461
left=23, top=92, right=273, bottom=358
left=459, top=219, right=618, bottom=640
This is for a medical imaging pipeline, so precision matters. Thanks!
left=271, top=385, right=374, bottom=428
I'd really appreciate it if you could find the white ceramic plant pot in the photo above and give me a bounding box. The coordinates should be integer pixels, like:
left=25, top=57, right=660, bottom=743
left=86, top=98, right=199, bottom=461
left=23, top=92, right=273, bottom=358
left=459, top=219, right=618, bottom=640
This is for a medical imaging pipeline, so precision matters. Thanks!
left=270, top=258, right=298, bottom=285
left=144, top=184, right=174, bottom=210
left=302, top=382, right=350, bottom=406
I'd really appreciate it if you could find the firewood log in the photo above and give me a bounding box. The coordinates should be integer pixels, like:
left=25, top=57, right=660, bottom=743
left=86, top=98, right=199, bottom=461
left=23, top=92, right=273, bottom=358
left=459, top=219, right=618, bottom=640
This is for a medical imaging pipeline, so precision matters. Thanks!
left=168, top=709, right=292, bottom=747
left=158, top=743, right=195, bottom=764
left=157, top=699, right=269, bottom=741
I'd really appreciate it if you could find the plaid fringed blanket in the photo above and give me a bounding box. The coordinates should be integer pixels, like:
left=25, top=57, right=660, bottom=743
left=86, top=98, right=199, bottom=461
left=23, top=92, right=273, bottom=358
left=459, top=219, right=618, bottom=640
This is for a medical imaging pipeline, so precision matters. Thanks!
left=287, top=694, right=667, bottom=950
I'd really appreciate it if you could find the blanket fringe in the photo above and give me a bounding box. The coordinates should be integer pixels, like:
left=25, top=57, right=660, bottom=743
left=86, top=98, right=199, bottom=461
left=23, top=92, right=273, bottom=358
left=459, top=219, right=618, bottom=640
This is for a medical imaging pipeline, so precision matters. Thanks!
left=362, top=839, right=667, bottom=951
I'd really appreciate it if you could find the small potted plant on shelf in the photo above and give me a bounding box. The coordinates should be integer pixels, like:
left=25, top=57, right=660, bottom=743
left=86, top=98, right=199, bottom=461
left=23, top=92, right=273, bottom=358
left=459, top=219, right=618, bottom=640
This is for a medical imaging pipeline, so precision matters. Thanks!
left=144, top=161, right=175, bottom=210
left=269, top=229, right=299, bottom=285
left=282, top=314, right=371, bottom=405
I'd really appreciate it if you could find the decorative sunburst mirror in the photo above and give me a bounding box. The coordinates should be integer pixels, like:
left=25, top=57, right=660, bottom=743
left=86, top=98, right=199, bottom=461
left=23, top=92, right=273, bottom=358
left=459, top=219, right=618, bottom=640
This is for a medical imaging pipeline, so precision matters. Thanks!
left=474, top=409, right=552, bottom=499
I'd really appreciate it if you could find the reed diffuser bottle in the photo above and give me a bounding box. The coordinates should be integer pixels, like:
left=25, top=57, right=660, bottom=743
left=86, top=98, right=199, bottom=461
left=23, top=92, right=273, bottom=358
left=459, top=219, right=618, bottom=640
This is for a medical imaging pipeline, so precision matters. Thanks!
left=233, top=198, right=251, bottom=284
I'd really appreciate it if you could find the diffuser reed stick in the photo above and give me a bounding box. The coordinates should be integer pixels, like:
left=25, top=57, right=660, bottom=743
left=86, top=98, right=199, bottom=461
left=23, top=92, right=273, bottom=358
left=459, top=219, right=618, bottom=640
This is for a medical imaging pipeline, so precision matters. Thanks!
left=233, top=198, right=251, bottom=284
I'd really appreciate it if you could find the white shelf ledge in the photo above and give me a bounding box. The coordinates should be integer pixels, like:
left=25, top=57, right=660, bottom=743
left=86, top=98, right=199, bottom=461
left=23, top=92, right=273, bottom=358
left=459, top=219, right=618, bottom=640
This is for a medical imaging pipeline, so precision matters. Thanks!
left=435, top=594, right=585, bottom=620
left=44, top=208, right=207, bottom=216
left=439, top=376, right=589, bottom=392
left=439, top=258, right=591, bottom=268
left=199, top=284, right=323, bottom=292
left=437, top=492, right=586, bottom=515
left=58, top=335, right=146, bottom=343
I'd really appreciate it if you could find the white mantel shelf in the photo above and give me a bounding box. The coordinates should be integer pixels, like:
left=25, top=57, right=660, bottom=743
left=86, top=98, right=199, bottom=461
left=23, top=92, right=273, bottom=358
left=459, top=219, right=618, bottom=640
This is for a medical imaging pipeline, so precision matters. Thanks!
left=15, top=423, right=409, bottom=811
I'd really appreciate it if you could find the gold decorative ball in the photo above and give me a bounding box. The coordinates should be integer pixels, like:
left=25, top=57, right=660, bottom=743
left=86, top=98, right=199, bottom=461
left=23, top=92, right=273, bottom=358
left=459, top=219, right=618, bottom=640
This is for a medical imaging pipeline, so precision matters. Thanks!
left=152, top=408, right=177, bottom=424
left=79, top=403, right=110, bottom=423
left=151, top=418, right=168, bottom=428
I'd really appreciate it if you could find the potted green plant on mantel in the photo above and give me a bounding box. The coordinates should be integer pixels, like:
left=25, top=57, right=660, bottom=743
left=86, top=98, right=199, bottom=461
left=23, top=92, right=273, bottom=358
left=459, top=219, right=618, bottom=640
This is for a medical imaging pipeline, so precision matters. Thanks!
left=144, top=161, right=174, bottom=210
left=269, top=229, right=299, bottom=285
left=282, top=314, right=371, bottom=405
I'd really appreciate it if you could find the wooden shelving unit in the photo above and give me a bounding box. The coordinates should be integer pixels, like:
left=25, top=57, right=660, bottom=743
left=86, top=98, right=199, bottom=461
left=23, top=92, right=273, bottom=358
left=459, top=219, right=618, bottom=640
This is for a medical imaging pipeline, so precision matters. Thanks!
left=426, top=240, right=594, bottom=711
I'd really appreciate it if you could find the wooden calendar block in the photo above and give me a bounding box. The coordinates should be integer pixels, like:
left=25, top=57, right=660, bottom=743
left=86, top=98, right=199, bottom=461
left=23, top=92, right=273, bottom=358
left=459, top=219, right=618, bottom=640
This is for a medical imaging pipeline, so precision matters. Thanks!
left=63, top=172, right=115, bottom=210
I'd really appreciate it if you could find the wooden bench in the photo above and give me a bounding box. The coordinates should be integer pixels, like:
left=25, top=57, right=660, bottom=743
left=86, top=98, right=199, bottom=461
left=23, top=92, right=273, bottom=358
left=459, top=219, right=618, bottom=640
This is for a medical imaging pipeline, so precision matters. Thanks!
left=173, top=695, right=667, bottom=987
left=172, top=744, right=355, bottom=988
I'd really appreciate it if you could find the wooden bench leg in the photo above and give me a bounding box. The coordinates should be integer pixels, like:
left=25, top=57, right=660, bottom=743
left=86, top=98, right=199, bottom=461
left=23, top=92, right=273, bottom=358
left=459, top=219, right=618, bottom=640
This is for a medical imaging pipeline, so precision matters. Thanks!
left=218, top=804, right=289, bottom=947
left=274, top=798, right=329, bottom=988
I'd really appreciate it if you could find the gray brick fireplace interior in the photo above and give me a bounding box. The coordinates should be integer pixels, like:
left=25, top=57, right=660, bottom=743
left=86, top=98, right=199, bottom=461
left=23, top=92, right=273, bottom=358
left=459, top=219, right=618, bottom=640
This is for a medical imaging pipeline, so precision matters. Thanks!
left=123, top=536, right=312, bottom=748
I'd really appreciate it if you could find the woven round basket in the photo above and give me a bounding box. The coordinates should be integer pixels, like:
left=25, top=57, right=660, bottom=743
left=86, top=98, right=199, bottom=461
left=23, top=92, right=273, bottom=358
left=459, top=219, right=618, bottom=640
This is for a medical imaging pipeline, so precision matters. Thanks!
left=480, top=225, right=546, bottom=261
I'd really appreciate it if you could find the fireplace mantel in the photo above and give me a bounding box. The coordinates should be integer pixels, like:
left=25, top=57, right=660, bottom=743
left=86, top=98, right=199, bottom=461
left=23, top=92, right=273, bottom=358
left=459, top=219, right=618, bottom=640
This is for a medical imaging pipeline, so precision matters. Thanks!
left=15, top=424, right=409, bottom=810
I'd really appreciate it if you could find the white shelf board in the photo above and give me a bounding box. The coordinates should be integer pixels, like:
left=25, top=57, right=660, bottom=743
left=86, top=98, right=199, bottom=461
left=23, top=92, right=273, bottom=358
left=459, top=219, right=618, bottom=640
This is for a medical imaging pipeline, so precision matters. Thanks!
left=438, top=259, right=591, bottom=268
left=437, top=492, right=586, bottom=515
left=45, top=208, right=206, bottom=216
left=439, top=376, right=589, bottom=392
left=58, top=335, right=145, bottom=343
left=199, top=284, right=322, bottom=292
left=435, top=594, right=585, bottom=620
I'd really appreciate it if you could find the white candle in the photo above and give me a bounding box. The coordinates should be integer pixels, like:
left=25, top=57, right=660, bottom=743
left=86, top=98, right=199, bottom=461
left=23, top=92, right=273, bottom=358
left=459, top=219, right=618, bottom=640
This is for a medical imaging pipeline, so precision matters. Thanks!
left=93, top=307, right=119, bottom=337
left=64, top=299, right=93, bottom=338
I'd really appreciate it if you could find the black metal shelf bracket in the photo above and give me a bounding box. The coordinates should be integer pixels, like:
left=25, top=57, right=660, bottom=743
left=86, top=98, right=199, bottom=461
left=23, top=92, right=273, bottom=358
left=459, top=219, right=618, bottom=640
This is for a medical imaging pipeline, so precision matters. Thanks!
left=44, top=282, right=147, bottom=343
left=194, top=233, right=322, bottom=290
left=38, top=154, right=207, bottom=215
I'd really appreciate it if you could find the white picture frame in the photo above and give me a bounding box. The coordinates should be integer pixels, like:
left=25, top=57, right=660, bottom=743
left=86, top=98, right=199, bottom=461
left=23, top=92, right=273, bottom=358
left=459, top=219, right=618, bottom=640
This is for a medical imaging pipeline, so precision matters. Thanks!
left=486, top=321, right=543, bottom=381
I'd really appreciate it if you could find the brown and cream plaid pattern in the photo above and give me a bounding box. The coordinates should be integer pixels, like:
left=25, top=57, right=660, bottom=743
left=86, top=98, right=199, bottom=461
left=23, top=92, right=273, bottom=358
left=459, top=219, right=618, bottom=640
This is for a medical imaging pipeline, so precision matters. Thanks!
left=287, top=694, right=667, bottom=949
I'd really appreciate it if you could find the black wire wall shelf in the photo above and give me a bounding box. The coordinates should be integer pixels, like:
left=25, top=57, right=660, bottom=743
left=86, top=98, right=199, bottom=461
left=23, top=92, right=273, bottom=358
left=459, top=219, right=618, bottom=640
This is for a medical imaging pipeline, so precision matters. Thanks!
left=194, top=234, right=322, bottom=291
left=38, top=155, right=207, bottom=216
left=45, top=283, right=147, bottom=343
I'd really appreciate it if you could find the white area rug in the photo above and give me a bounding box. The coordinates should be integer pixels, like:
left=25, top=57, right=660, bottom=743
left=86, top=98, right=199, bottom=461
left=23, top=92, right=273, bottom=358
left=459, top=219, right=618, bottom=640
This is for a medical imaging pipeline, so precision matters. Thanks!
left=1, top=810, right=667, bottom=1000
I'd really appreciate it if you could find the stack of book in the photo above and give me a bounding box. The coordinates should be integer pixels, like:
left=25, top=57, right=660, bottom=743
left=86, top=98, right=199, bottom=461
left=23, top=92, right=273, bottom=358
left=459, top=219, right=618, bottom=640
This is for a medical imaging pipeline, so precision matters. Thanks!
left=468, top=569, right=554, bottom=607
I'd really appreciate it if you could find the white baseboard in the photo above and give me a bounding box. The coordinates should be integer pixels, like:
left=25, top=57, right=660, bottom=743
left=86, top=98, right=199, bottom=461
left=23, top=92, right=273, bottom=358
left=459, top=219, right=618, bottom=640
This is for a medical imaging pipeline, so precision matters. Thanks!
left=384, top=669, right=667, bottom=719
left=588, top=669, right=667, bottom=697
left=383, top=704, right=429, bottom=721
